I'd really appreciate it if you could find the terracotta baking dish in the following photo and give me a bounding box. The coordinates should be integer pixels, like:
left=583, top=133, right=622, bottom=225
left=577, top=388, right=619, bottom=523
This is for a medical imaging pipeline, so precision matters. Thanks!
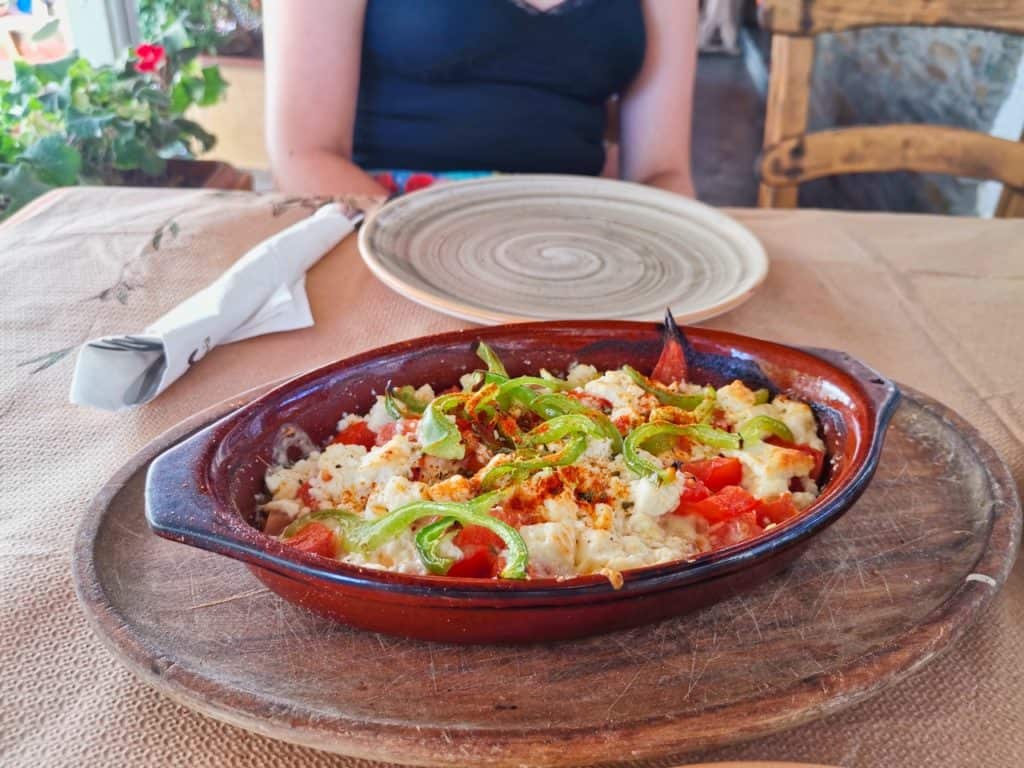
left=145, top=321, right=899, bottom=643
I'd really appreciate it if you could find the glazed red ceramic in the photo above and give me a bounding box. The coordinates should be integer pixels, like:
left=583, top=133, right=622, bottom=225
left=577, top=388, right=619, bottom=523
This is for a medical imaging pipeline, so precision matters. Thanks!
left=146, top=322, right=899, bottom=643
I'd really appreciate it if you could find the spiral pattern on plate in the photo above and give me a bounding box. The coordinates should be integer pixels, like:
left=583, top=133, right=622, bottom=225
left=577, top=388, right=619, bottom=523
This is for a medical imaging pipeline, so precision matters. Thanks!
left=359, top=176, right=767, bottom=324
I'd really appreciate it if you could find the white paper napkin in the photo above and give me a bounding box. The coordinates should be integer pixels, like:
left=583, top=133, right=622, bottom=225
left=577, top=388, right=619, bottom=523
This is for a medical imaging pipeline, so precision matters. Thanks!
left=70, top=203, right=356, bottom=411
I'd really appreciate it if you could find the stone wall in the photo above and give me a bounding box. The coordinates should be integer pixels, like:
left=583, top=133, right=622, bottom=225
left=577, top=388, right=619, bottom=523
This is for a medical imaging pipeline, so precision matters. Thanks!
left=801, top=27, right=1024, bottom=216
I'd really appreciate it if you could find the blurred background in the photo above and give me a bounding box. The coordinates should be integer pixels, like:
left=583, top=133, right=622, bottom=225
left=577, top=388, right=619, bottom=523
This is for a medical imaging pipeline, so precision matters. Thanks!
left=1, top=0, right=1022, bottom=217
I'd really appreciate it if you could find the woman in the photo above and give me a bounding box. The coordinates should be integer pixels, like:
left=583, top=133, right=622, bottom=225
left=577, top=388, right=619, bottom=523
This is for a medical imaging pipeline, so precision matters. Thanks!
left=264, top=0, right=697, bottom=197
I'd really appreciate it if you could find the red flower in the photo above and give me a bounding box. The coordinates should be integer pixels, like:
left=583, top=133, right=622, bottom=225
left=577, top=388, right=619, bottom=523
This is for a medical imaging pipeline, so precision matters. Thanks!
left=404, top=173, right=436, bottom=193
left=134, top=44, right=166, bottom=74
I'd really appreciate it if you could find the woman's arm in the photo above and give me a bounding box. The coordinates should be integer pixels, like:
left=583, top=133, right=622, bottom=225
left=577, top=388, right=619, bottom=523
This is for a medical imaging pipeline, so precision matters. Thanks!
left=619, top=0, right=699, bottom=197
left=263, top=0, right=386, bottom=196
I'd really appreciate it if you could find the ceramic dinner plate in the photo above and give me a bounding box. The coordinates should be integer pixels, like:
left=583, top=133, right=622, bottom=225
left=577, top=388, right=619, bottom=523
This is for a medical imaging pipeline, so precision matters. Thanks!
left=358, top=175, right=768, bottom=324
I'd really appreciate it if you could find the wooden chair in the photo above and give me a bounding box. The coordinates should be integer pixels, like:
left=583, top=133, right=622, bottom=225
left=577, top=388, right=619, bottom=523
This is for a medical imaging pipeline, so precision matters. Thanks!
left=757, top=0, right=1024, bottom=217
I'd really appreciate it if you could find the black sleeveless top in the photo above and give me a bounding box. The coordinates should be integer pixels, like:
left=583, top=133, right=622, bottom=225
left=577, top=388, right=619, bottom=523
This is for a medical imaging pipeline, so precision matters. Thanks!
left=353, top=0, right=646, bottom=176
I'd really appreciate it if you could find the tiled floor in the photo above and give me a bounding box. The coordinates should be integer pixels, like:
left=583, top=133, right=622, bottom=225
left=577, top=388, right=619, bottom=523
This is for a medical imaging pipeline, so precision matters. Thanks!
left=691, top=52, right=765, bottom=207
left=250, top=53, right=765, bottom=207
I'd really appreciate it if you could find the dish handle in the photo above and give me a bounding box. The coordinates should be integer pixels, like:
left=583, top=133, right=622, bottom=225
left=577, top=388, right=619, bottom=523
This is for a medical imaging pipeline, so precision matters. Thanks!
left=144, top=424, right=251, bottom=555
left=801, top=346, right=901, bottom=432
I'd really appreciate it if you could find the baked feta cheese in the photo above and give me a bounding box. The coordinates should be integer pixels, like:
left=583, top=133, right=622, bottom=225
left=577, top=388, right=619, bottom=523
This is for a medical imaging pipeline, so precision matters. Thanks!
left=264, top=351, right=825, bottom=585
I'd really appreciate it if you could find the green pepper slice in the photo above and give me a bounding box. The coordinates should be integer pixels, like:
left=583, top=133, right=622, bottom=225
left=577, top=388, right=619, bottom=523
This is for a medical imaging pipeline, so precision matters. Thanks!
left=528, top=393, right=622, bottom=452
left=738, top=415, right=794, bottom=445
left=480, top=434, right=588, bottom=491
left=623, top=365, right=712, bottom=411
left=624, top=422, right=741, bottom=482
left=281, top=509, right=353, bottom=540
left=476, top=341, right=508, bottom=378
left=523, top=414, right=605, bottom=445
left=414, top=517, right=459, bottom=575
left=384, top=385, right=427, bottom=419
left=466, top=381, right=500, bottom=418
left=495, top=375, right=567, bottom=409
left=287, top=491, right=527, bottom=579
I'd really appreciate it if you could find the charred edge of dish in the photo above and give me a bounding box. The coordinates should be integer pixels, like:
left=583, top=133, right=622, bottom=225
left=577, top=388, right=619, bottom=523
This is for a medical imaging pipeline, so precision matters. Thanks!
left=691, top=351, right=774, bottom=393
left=810, top=401, right=843, bottom=488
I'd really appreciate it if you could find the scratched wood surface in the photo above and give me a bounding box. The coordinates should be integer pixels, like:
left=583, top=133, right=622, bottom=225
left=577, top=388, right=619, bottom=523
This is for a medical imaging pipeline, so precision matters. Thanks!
left=74, top=388, right=1021, bottom=768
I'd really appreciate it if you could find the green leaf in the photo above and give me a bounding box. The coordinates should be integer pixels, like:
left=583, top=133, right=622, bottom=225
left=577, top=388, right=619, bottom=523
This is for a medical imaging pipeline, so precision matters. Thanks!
left=114, top=99, right=151, bottom=122
left=66, top=113, right=112, bottom=140
left=158, top=19, right=192, bottom=55
left=135, top=86, right=170, bottom=108
left=174, top=118, right=216, bottom=152
left=67, top=57, right=93, bottom=81
left=139, top=149, right=166, bottom=177
left=112, top=135, right=144, bottom=169
left=13, top=60, right=36, bottom=86
left=149, top=117, right=181, bottom=147
left=198, top=65, right=228, bottom=106
left=32, top=53, right=78, bottom=84
left=170, top=81, right=191, bottom=113
left=37, top=88, right=62, bottom=112
left=175, top=47, right=201, bottom=66
left=0, top=165, right=54, bottom=221
left=21, top=135, right=81, bottom=186
left=184, top=74, right=206, bottom=103
left=32, top=19, right=62, bottom=43
left=419, top=394, right=466, bottom=460
left=0, top=131, right=23, bottom=164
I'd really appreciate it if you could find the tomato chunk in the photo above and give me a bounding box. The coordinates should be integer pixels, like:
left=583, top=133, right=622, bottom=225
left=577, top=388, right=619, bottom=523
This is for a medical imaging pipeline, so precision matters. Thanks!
left=447, top=545, right=501, bottom=578
left=283, top=522, right=336, bottom=558
left=708, top=511, right=763, bottom=549
left=673, top=477, right=711, bottom=515
left=454, top=524, right=504, bottom=551
left=332, top=421, right=377, bottom=449
left=297, top=480, right=317, bottom=509
left=758, top=493, right=799, bottom=527
left=678, top=485, right=760, bottom=523
left=765, top=436, right=826, bottom=481
left=374, top=419, right=418, bottom=446
left=683, top=457, right=743, bottom=492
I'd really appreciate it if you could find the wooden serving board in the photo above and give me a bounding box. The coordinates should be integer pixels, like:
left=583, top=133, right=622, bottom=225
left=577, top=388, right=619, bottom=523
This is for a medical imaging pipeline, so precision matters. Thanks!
left=73, top=388, right=1021, bottom=768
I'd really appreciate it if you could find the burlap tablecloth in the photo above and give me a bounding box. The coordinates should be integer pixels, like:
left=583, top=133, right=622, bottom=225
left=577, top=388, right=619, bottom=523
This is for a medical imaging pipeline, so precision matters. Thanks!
left=1, top=188, right=1021, bottom=768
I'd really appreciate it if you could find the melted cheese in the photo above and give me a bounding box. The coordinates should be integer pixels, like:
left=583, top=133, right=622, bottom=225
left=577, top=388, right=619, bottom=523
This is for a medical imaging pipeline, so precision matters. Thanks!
left=629, top=475, right=684, bottom=518
left=726, top=441, right=815, bottom=499
left=519, top=522, right=576, bottom=577
left=263, top=369, right=824, bottom=580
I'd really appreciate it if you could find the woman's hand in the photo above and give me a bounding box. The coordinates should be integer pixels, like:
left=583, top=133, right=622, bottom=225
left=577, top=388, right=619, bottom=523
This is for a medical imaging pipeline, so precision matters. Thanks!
left=619, top=0, right=699, bottom=198
left=264, top=0, right=386, bottom=196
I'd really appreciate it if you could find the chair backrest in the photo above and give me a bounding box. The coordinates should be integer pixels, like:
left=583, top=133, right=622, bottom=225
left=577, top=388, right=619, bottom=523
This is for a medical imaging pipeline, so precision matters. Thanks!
left=757, top=0, right=1024, bottom=217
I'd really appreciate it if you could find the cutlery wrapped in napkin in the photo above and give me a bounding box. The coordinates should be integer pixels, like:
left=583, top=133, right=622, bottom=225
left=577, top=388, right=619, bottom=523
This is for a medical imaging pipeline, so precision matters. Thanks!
left=70, top=202, right=356, bottom=411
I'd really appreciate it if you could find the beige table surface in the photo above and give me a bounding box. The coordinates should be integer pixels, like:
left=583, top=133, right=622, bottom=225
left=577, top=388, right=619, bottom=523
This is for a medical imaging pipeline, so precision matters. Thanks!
left=1, top=188, right=1021, bottom=768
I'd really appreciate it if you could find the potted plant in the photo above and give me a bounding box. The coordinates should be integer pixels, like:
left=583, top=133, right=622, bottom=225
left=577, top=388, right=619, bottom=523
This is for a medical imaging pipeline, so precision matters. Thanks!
left=138, top=0, right=263, bottom=58
left=137, top=0, right=267, bottom=172
left=0, top=27, right=249, bottom=221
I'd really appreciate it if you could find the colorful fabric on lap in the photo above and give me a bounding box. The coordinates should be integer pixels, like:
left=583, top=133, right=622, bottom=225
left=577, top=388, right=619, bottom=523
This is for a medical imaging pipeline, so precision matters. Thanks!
left=370, top=170, right=495, bottom=195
